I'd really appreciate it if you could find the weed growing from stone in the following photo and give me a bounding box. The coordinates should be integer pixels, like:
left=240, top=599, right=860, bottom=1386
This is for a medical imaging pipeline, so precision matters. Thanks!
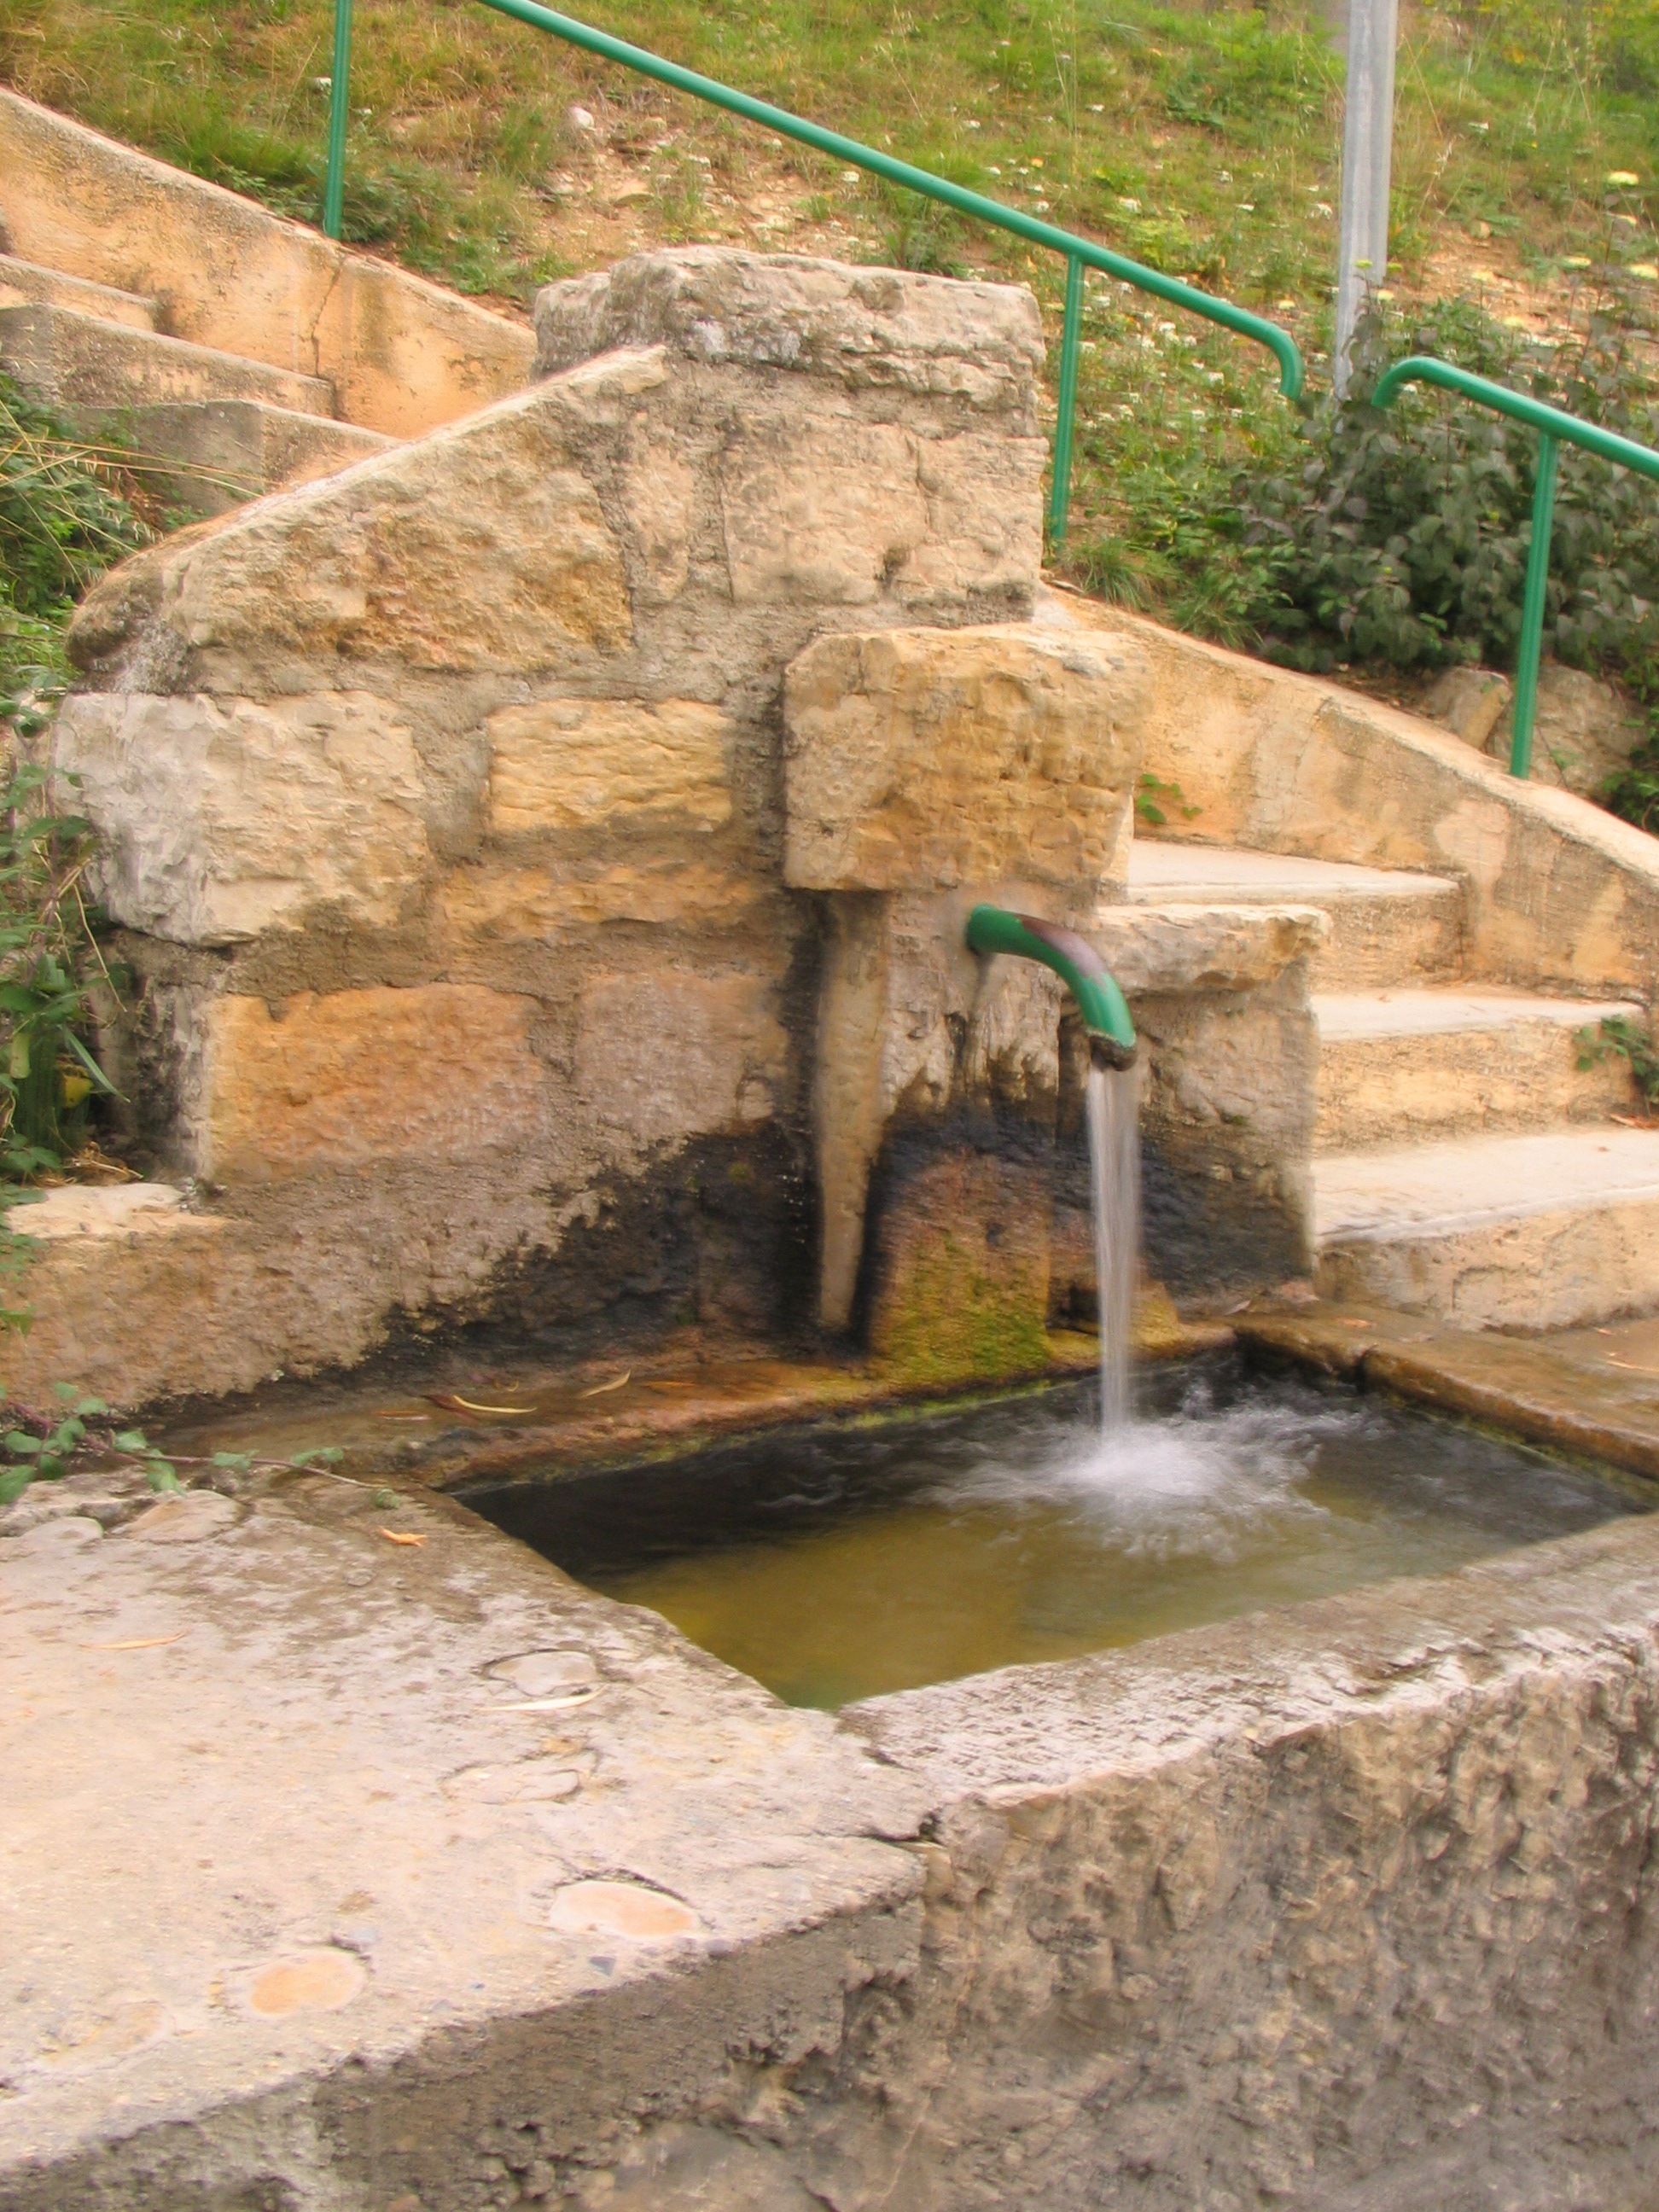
left=1578, top=1014, right=1659, bottom=1115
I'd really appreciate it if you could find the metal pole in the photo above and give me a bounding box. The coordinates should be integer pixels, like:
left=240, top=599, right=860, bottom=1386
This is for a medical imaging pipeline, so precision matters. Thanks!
left=1509, top=431, right=1557, bottom=780
left=1334, top=0, right=1398, bottom=394
left=1048, top=256, right=1085, bottom=546
left=323, top=0, right=354, bottom=242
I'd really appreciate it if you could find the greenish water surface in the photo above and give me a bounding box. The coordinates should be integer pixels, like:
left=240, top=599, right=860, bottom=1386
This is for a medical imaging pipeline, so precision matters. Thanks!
left=469, top=1358, right=1641, bottom=1708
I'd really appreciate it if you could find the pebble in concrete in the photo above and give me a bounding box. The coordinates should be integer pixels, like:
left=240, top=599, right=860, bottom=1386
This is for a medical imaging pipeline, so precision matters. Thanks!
left=247, top=1947, right=367, bottom=2017
left=40, top=1998, right=171, bottom=2073
left=445, top=1761, right=585, bottom=1805
left=126, top=1490, right=239, bottom=1543
left=6, top=1514, right=103, bottom=1555
left=546, top=1881, right=701, bottom=1944
left=485, top=1648, right=600, bottom=1697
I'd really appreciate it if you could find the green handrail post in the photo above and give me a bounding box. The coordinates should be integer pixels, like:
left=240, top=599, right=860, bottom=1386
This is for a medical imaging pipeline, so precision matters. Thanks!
left=323, top=0, right=354, bottom=242
left=1372, top=355, right=1659, bottom=780
left=1510, top=431, right=1558, bottom=781
left=1048, top=256, right=1086, bottom=546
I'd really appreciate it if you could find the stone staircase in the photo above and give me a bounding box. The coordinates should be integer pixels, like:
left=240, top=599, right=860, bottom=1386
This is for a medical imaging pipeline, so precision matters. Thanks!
left=1128, top=841, right=1659, bottom=1330
left=0, top=251, right=395, bottom=516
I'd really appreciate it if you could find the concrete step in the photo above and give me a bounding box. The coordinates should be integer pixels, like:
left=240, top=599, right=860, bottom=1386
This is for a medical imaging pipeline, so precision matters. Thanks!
left=1314, top=1126, right=1659, bottom=1330
left=116, top=399, right=397, bottom=518
left=1313, top=988, right=1643, bottom=1152
left=1127, top=841, right=1463, bottom=989
left=0, top=301, right=334, bottom=422
left=0, top=252, right=157, bottom=331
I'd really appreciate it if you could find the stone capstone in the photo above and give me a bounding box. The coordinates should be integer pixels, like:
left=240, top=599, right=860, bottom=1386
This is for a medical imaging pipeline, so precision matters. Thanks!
left=783, top=625, right=1146, bottom=893
left=66, top=372, right=639, bottom=688
left=534, top=247, right=1045, bottom=420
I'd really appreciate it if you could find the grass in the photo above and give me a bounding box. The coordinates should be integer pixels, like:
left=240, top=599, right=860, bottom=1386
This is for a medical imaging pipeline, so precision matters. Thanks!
left=1, top=0, right=1652, bottom=315
left=0, top=0, right=1653, bottom=662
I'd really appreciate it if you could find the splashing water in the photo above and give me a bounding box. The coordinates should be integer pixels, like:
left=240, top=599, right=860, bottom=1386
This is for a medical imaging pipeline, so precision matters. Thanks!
left=1086, top=1060, right=1141, bottom=1433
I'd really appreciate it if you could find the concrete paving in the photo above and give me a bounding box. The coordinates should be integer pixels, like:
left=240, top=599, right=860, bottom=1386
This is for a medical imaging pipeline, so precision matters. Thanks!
left=0, top=1472, right=924, bottom=2209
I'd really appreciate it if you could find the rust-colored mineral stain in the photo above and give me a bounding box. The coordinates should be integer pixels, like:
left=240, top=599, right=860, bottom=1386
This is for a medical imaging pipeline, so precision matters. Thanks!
left=546, top=1880, right=700, bottom=1943
left=247, top=1947, right=367, bottom=2016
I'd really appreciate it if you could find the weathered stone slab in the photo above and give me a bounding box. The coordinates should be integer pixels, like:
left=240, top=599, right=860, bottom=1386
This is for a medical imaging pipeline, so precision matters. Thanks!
left=67, top=375, right=636, bottom=684
left=783, top=624, right=1145, bottom=893
left=487, top=697, right=732, bottom=835
left=54, top=688, right=431, bottom=942
left=439, top=855, right=765, bottom=940
left=573, top=970, right=788, bottom=1150
left=535, top=247, right=1045, bottom=416
left=189, top=984, right=549, bottom=1181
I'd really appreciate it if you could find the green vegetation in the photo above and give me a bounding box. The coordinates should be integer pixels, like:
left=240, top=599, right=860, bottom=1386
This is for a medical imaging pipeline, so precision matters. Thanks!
left=3, top=0, right=1652, bottom=312
left=1578, top=1013, right=1659, bottom=1114
left=0, top=376, right=152, bottom=1191
left=0, top=1392, right=351, bottom=1503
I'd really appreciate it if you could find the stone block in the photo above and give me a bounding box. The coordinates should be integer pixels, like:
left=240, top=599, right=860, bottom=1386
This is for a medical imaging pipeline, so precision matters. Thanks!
left=439, top=856, right=765, bottom=940
left=573, top=970, right=789, bottom=1152
left=0, top=88, right=533, bottom=439
left=189, top=984, right=549, bottom=1182
left=53, top=688, right=431, bottom=943
left=718, top=415, right=1041, bottom=611
left=783, top=625, right=1144, bottom=893
left=67, top=375, right=637, bottom=684
left=487, top=698, right=732, bottom=835
left=864, top=1144, right=1052, bottom=1383
left=534, top=248, right=1045, bottom=418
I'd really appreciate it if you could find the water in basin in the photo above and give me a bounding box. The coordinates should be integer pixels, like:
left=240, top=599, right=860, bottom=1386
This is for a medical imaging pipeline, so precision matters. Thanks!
left=466, top=1354, right=1644, bottom=1708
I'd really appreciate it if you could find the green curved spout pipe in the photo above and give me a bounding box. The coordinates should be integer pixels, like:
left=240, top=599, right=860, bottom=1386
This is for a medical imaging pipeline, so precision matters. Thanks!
left=966, top=905, right=1138, bottom=1070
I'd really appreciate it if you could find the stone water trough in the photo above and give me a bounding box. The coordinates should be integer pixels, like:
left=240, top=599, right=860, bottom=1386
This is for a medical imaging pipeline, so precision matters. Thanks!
left=6, top=252, right=1659, bottom=2211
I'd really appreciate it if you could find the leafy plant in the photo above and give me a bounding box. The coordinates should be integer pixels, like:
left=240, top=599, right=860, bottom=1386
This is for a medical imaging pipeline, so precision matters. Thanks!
left=1577, top=1012, right=1659, bottom=1114
left=1235, top=300, right=1659, bottom=682
left=0, top=1385, right=349, bottom=1504
left=1135, top=772, right=1200, bottom=828
left=0, top=761, right=119, bottom=1171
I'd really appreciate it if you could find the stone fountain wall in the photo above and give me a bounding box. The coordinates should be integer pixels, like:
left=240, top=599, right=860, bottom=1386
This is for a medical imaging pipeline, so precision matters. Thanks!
left=36, top=249, right=1318, bottom=1404
left=47, top=252, right=1044, bottom=1392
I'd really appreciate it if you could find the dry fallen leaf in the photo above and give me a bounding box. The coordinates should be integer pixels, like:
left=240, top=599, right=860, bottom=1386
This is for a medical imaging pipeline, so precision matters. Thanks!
left=426, top=1393, right=536, bottom=1417
left=378, top=1528, right=428, bottom=1546
left=579, top=1371, right=632, bottom=1399
left=82, top=1633, right=188, bottom=1650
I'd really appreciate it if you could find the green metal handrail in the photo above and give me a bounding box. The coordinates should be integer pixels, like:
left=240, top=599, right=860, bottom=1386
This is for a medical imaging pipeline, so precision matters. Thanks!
left=1372, top=356, right=1659, bottom=780
left=322, top=0, right=1303, bottom=543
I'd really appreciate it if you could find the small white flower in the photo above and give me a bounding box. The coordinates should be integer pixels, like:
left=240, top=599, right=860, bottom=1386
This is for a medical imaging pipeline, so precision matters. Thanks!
left=987, top=164, right=1002, bottom=175
left=841, top=168, right=859, bottom=183
left=965, top=119, right=981, bottom=129
left=1313, top=201, right=1333, bottom=218
left=1605, top=169, right=1639, bottom=186
left=1088, top=103, right=1104, bottom=113
left=1236, top=202, right=1254, bottom=212
left=1206, top=370, right=1225, bottom=385
left=1033, top=199, right=1050, bottom=211
left=1117, top=195, right=1141, bottom=213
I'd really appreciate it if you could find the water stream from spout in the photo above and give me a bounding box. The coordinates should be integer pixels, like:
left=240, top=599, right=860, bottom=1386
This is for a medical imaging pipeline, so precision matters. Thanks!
left=1085, top=1062, right=1141, bottom=1434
